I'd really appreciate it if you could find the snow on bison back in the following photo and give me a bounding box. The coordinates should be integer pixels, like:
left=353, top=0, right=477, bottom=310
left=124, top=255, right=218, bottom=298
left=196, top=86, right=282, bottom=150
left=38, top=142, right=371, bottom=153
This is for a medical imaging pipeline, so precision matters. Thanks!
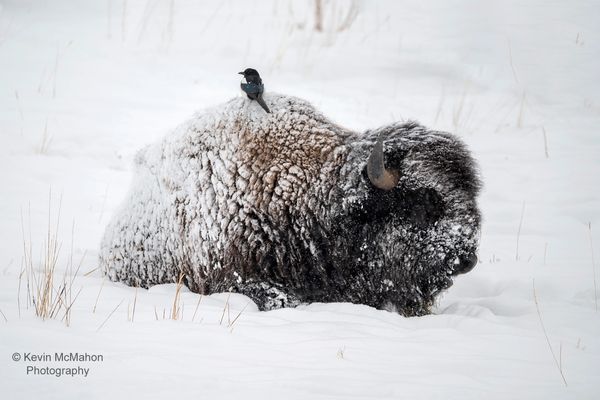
left=99, top=94, right=482, bottom=316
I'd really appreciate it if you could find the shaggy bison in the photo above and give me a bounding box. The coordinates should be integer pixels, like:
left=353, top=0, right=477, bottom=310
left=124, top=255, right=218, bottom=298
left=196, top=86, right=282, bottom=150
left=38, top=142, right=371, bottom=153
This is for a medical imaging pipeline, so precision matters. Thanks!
left=100, top=94, right=481, bottom=316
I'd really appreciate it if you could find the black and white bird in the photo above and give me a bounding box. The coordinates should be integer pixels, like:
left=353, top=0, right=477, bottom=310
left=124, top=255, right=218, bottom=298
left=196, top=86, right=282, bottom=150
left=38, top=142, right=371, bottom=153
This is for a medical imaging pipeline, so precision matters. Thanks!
left=239, top=68, right=270, bottom=113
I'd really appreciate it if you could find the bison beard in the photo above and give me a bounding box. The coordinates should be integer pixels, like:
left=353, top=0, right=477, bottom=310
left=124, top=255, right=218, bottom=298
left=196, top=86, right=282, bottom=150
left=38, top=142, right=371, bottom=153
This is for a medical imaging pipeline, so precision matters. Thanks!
left=99, top=94, right=482, bottom=316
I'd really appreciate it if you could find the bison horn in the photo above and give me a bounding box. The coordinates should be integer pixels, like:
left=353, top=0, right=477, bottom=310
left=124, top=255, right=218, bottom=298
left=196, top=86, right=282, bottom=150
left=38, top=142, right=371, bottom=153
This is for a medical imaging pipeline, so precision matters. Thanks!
left=367, top=133, right=400, bottom=190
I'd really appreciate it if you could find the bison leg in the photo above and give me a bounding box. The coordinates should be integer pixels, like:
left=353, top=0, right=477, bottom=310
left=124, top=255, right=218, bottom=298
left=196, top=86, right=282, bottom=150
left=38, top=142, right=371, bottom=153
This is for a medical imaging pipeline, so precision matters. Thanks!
left=234, top=281, right=302, bottom=311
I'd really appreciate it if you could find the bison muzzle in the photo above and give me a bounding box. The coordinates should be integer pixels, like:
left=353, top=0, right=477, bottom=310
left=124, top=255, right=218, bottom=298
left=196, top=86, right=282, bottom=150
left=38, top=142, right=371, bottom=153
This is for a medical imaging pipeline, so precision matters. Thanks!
left=100, top=94, right=482, bottom=316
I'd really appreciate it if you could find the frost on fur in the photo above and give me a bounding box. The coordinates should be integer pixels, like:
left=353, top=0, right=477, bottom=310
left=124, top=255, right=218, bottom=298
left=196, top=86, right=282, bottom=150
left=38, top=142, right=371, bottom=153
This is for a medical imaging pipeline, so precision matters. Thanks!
left=99, top=93, right=482, bottom=316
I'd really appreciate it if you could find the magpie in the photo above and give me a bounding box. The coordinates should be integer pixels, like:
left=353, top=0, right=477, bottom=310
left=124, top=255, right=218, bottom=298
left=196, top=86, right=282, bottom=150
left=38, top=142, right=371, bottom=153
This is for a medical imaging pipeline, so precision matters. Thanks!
left=239, top=68, right=271, bottom=113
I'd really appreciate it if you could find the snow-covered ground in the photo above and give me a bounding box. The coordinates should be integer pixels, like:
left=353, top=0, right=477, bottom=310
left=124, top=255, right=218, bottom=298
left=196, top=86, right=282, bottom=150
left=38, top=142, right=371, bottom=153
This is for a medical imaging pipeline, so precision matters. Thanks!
left=1, top=0, right=599, bottom=398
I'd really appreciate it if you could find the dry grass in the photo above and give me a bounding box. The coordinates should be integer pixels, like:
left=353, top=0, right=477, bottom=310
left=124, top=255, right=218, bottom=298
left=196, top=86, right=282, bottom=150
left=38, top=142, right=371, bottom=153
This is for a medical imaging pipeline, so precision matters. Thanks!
left=192, top=293, right=203, bottom=322
left=131, top=286, right=138, bottom=322
left=314, top=0, right=323, bottom=31
left=150, top=274, right=189, bottom=321
left=314, top=0, right=360, bottom=33
left=97, top=298, right=124, bottom=331
left=218, top=293, right=249, bottom=330
left=126, top=286, right=138, bottom=322
left=170, top=272, right=185, bottom=320
left=542, top=127, right=549, bottom=158
left=219, top=293, right=231, bottom=325
left=336, top=0, right=360, bottom=32
left=84, top=266, right=101, bottom=277
left=93, top=278, right=105, bottom=313
left=451, top=82, right=474, bottom=133
left=17, top=268, right=24, bottom=318
left=19, top=192, right=84, bottom=326
left=228, top=302, right=250, bottom=332
left=532, top=280, right=568, bottom=387
left=37, top=118, right=52, bottom=154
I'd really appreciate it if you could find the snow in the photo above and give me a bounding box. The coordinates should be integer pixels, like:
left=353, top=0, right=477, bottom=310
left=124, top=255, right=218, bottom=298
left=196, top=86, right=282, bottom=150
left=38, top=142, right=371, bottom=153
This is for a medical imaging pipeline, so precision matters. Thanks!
left=1, top=0, right=599, bottom=398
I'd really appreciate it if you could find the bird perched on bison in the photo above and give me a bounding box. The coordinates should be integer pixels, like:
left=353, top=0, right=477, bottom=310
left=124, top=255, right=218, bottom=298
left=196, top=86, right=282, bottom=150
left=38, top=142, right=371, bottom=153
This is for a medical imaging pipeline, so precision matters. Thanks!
left=239, top=68, right=270, bottom=113
left=99, top=93, right=482, bottom=316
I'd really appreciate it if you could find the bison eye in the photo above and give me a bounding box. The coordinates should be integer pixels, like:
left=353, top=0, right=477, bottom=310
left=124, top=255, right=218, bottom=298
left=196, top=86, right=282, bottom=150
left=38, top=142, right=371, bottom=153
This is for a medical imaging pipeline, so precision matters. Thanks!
left=352, top=179, right=445, bottom=227
left=402, top=187, right=445, bottom=227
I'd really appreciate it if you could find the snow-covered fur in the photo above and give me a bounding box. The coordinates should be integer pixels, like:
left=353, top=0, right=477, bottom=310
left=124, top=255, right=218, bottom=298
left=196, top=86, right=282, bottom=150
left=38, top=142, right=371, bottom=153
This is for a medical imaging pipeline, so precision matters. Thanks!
left=100, top=94, right=482, bottom=316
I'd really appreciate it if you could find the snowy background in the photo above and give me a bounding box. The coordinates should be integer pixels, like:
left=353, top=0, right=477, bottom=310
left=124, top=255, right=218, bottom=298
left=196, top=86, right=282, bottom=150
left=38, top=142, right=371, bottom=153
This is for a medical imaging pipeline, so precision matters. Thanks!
left=1, top=0, right=599, bottom=398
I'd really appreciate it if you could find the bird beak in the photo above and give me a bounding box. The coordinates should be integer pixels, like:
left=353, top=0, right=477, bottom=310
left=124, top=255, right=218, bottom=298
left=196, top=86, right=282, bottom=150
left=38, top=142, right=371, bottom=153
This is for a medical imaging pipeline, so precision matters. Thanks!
left=238, top=72, right=244, bottom=75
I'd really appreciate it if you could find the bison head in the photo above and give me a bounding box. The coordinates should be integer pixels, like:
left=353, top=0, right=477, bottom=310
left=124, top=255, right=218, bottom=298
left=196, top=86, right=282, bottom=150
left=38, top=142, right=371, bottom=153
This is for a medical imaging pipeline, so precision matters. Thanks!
left=327, top=123, right=481, bottom=316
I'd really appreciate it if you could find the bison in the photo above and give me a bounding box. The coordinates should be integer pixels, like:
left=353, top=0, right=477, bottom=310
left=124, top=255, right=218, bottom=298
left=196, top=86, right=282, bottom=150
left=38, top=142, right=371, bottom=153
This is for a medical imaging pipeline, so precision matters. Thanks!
left=100, top=94, right=481, bottom=316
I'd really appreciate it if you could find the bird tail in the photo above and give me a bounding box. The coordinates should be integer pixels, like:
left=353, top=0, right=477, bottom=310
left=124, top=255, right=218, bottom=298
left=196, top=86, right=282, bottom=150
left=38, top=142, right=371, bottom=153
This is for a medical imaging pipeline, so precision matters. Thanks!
left=256, top=95, right=271, bottom=113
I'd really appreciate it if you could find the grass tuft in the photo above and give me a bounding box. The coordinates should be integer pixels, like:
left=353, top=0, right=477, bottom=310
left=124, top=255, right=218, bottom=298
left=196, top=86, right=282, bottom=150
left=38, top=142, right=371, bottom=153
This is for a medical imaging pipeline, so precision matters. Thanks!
left=170, top=272, right=185, bottom=320
left=20, top=191, right=83, bottom=326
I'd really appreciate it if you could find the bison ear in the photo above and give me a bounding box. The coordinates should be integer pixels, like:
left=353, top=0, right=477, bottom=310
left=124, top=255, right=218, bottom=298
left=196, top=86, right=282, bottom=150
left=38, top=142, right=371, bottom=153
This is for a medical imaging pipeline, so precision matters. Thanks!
left=367, top=133, right=400, bottom=190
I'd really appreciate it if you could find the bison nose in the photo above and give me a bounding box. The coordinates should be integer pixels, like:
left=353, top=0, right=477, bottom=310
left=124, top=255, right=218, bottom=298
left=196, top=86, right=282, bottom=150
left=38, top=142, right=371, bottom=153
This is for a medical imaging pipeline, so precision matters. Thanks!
left=453, top=253, right=478, bottom=275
